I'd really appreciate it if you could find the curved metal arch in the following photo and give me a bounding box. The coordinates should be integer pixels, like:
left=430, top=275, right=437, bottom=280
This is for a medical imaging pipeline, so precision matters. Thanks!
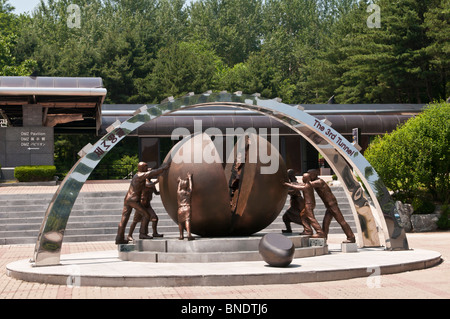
left=32, top=92, right=408, bottom=266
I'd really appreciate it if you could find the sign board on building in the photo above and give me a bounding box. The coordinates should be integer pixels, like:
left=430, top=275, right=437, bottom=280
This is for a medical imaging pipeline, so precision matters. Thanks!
left=0, top=127, right=54, bottom=167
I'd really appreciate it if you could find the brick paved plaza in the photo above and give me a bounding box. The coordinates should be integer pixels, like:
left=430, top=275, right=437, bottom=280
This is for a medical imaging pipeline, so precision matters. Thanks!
left=1, top=182, right=449, bottom=299
left=1, top=232, right=448, bottom=299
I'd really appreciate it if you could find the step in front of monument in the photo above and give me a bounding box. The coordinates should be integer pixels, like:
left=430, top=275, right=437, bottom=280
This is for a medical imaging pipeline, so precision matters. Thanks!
left=118, top=234, right=328, bottom=263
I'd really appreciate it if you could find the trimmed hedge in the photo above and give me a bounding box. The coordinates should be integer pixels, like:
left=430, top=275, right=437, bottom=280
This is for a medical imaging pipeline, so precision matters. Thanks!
left=14, top=165, right=56, bottom=182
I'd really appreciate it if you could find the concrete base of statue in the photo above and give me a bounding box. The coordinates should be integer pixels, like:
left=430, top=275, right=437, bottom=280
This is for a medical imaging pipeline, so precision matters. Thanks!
left=118, top=233, right=327, bottom=263
left=341, top=242, right=358, bottom=253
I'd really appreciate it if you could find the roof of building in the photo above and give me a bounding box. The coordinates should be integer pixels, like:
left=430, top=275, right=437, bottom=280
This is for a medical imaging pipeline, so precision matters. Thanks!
left=100, top=103, right=425, bottom=136
left=0, top=76, right=106, bottom=132
left=0, top=76, right=426, bottom=136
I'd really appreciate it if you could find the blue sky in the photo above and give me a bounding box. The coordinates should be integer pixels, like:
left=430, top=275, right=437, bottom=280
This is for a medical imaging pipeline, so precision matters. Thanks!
left=9, top=0, right=43, bottom=14
left=10, top=0, right=196, bottom=15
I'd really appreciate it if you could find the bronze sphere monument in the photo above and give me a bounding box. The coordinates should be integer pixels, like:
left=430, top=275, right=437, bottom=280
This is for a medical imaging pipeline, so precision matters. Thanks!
left=30, top=92, right=409, bottom=267
left=158, top=132, right=288, bottom=237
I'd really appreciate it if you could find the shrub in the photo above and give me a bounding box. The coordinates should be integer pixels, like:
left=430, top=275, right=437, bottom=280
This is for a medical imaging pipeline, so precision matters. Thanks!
left=14, top=165, right=57, bottom=182
left=411, top=197, right=436, bottom=215
left=111, top=154, right=139, bottom=178
left=437, top=205, right=450, bottom=230
left=113, top=155, right=139, bottom=172
left=365, top=102, right=450, bottom=203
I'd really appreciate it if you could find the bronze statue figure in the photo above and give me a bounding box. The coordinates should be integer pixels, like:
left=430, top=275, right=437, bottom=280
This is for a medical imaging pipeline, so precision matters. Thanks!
left=177, top=172, right=195, bottom=240
left=282, top=169, right=306, bottom=233
left=115, top=162, right=170, bottom=244
left=308, top=169, right=356, bottom=243
left=229, top=154, right=244, bottom=213
left=229, top=135, right=250, bottom=215
left=284, top=173, right=325, bottom=238
left=127, top=179, right=163, bottom=242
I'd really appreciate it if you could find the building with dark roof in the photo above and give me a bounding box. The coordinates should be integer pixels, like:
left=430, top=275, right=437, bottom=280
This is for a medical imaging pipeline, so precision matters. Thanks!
left=100, top=102, right=424, bottom=173
left=0, top=76, right=106, bottom=178
left=0, top=76, right=425, bottom=178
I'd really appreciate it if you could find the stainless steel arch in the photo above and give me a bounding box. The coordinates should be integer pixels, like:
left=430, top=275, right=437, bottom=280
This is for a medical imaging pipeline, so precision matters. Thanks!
left=32, top=92, right=408, bottom=266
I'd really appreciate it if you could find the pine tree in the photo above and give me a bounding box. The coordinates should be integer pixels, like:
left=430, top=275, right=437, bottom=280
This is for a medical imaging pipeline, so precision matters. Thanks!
left=334, top=0, right=448, bottom=103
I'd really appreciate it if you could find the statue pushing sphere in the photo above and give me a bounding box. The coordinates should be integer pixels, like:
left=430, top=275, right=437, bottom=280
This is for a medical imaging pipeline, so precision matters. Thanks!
left=116, top=132, right=352, bottom=244
left=158, top=133, right=288, bottom=237
left=176, top=172, right=195, bottom=240
left=158, top=133, right=233, bottom=237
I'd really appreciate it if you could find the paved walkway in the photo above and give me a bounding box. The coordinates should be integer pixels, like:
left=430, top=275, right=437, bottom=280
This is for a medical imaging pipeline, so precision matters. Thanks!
left=0, top=180, right=130, bottom=195
left=1, top=182, right=449, bottom=299
left=1, top=232, right=448, bottom=299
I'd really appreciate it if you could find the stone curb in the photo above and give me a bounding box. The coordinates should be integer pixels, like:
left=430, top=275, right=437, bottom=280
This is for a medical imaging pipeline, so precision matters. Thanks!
left=6, top=246, right=442, bottom=288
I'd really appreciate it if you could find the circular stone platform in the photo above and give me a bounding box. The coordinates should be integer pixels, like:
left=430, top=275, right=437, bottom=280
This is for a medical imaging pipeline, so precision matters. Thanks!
left=6, top=244, right=441, bottom=287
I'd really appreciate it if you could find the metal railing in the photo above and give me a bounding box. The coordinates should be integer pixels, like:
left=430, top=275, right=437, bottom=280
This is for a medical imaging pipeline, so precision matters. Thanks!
left=88, top=164, right=135, bottom=180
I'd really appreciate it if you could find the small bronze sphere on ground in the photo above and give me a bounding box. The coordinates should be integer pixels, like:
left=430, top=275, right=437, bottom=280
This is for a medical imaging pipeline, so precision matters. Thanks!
left=258, top=233, right=295, bottom=267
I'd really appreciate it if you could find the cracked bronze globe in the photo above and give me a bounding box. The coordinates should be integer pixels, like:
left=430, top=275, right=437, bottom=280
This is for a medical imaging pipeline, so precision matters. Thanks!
left=158, top=132, right=288, bottom=237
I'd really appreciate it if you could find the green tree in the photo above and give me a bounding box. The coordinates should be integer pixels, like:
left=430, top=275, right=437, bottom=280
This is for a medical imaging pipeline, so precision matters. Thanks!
left=9, top=0, right=449, bottom=105
left=54, top=133, right=139, bottom=178
left=0, top=0, right=36, bottom=75
left=333, top=0, right=449, bottom=104
left=15, top=0, right=161, bottom=103
left=365, top=102, right=450, bottom=203
left=259, top=0, right=359, bottom=103
left=54, top=133, right=98, bottom=174
left=423, top=0, right=450, bottom=100
left=188, top=0, right=263, bottom=66
left=296, top=0, right=360, bottom=103
left=217, top=51, right=296, bottom=102
left=146, top=40, right=224, bottom=102
left=154, top=0, right=188, bottom=47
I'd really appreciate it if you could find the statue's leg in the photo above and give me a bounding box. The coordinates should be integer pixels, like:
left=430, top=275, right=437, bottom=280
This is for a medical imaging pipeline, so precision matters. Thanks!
left=282, top=211, right=293, bottom=233
left=330, top=206, right=356, bottom=243
left=304, top=206, right=325, bottom=238
left=322, top=209, right=332, bottom=238
left=300, top=209, right=313, bottom=235
left=116, top=203, right=133, bottom=244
